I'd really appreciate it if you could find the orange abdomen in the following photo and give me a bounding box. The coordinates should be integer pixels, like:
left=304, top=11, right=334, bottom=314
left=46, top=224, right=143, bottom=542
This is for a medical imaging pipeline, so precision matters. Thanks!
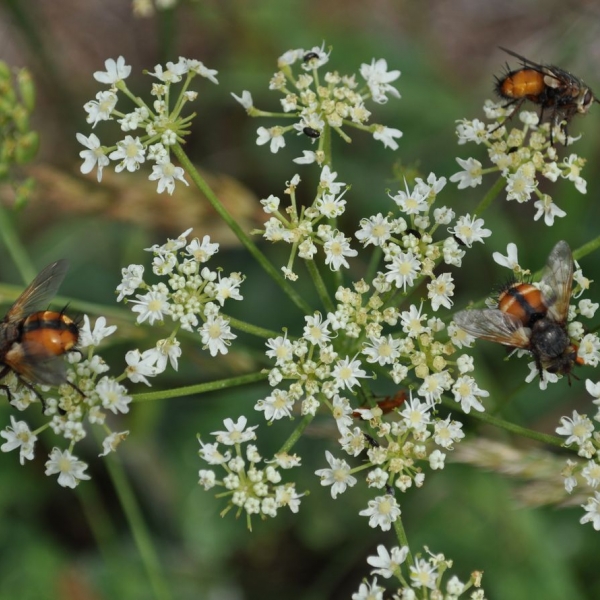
left=21, top=311, right=78, bottom=356
left=499, top=69, right=545, bottom=99
left=498, top=283, right=546, bottom=324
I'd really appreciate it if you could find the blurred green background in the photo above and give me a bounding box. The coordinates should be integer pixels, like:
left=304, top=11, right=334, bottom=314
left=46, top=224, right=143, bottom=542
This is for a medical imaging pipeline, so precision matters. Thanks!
left=1, top=0, right=600, bottom=598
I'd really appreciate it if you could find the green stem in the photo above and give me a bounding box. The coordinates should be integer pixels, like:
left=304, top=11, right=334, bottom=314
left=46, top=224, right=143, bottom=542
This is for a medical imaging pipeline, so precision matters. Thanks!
left=573, top=235, right=600, bottom=261
left=102, top=438, right=172, bottom=600
left=172, top=143, right=311, bottom=315
left=225, top=315, right=283, bottom=339
left=0, top=204, right=35, bottom=283
left=393, top=515, right=414, bottom=567
left=441, top=398, right=564, bottom=448
left=132, top=371, right=268, bottom=402
left=365, top=246, right=382, bottom=283
left=473, top=175, right=505, bottom=217
left=76, top=481, right=122, bottom=597
left=322, top=123, right=332, bottom=167
left=305, top=260, right=335, bottom=313
left=277, top=413, right=315, bottom=454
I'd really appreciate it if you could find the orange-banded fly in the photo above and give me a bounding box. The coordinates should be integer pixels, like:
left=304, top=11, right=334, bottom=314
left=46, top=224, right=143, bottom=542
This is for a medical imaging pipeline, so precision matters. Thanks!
left=494, top=47, right=597, bottom=142
left=0, top=260, right=80, bottom=407
left=454, top=241, right=583, bottom=382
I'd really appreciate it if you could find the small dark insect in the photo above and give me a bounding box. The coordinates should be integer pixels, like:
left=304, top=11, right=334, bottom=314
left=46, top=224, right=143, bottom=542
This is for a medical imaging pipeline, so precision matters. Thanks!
left=0, top=260, right=81, bottom=409
left=405, top=228, right=422, bottom=240
left=302, top=126, right=321, bottom=139
left=454, top=240, right=584, bottom=382
left=303, top=51, right=319, bottom=63
left=494, top=47, right=597, bottom=143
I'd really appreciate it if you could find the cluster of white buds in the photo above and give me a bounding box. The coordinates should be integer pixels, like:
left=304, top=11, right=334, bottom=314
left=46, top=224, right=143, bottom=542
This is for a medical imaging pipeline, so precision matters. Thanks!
left=198, top=416, right=304, bottom=529
left=451, top=102, right=588, bottom=225
left=77, top=56, right=218, bottom=194
left=117, top=228, right=243, bottom=362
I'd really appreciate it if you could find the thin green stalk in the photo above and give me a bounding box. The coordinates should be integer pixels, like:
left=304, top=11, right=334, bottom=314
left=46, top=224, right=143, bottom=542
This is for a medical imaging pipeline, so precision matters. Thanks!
left=76, top=481, right=122, bottom=597
left=441, top=398, right=564, bottom=448
left=101, top=438, right=172, bottom=600
left=132, top=371, right=268, bottom=402
left=573, top=235, right=600, bottom=261
left=393, top=515, right=413, bottom=567
left=322, top=122, right=332, bottom=167
left=473, top=175, right=505, bottom=217
left=365, top=246, right=382, bottom=283
left=305, top=259, right=335, bottom=313
left=0, top=205, right=35, bottom=283
left=225, top=315, right=283, bottom=339
left=172, top=143, right=311, bottom=315
left=277, top=413, right=315, bottom=454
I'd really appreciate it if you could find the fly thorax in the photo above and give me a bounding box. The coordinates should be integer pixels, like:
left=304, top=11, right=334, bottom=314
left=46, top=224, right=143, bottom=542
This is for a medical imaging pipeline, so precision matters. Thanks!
left=531, top=320, right=569, bottom=358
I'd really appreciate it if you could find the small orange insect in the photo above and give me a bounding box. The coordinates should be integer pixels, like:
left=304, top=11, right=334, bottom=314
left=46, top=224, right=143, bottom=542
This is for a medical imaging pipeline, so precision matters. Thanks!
left=353, top=390, right=407, bottom=418
left=0, top=260, right=80, bottom=406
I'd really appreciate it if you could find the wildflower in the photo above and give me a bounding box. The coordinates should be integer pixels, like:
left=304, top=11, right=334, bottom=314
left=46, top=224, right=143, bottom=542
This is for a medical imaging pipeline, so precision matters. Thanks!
left=76, top=133, right=109, bottom=181
left=148, top=161, right=189, bottom=195
left=45, top=448, right=91, bottom=489
left=556, top=411, right=594, bottom=446
left=0, top=416, right=37, bottom=464
left=94, top=56, right=132, bottom=85
left=580, top=492, right=600, bottom=530
left=211, top=416, right=258, bottom=445
left=84, top=90, right=117, bottom=127
left=452, top=375, right=489, bottom=413
left=130, top=290, right=170, bottom=325
left=360, top=58, right=401, bottom=104
left=315, top=451, right=357, bottom=498
left=449, top=214, right=491, bottom=247
left=109, top=135, right=146, bottom=172
left=79, top=315, right=117, bottom=348
left=367, top=544, right=409, bottom=578
left=359, top=494, right=401, bottom=531
left=199, top=315, right=236, bottom=356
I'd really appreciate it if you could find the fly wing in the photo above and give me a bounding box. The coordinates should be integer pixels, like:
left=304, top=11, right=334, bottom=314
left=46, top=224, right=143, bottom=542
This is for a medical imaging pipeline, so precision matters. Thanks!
left=499, top=47, right=546, bottom=73
left=539, top=240, right=573, bottom=322
left=454, top=309, right=531, bottom=348
left=4, top=260, right=69, bottom=323
left=4, top=340, right=68, bottom=386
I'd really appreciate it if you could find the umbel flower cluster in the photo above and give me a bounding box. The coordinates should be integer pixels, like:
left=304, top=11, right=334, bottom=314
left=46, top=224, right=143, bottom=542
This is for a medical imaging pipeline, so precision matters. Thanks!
left=451, top=102, right=588, bottom=225
left=353, top=544, right=485, bottom=600
left=117, top=228, right=243, bottom=359
left=77, top=55, right=218, bottom=195
left=231, top=42, right=403, bottom=160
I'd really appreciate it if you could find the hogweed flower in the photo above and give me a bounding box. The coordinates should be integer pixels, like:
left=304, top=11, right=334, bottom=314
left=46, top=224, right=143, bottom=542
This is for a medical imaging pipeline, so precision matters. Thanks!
left=451, top=101, right=588, bottom=224
left=117, top=229, right=243, bottom=358
left=78, top=55, right=218, bottom=194
left=354, top=544, right=486, bottom=598
left=198, top=417, right=304, bottom=530
left=232, top=43, right=402, bottom=161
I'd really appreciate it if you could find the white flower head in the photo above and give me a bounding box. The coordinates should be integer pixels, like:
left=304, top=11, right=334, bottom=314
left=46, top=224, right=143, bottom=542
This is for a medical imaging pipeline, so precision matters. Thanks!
left=45, top=448, right=91, bottom=488
left=148, top=161, right=189, bottom=195
left=315, top=451, right=357, bottom=499
left=77, top=133, right=109, bottom=181
left=94, top=56, right=131, bottom=85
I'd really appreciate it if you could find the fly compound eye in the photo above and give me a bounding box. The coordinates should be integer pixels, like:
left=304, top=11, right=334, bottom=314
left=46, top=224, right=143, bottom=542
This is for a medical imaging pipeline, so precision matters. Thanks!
left=578, top=90, right=594, bottom=113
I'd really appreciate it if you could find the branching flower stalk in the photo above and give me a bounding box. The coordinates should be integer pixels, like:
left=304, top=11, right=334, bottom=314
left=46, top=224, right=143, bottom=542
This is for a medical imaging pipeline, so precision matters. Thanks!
left=4, top=41, right=600, bottom=600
